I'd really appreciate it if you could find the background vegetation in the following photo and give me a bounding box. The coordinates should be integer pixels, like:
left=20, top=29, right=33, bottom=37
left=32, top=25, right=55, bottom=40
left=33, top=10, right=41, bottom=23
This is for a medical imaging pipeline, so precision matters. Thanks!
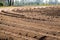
left=0, top=3, right=3, bottom=6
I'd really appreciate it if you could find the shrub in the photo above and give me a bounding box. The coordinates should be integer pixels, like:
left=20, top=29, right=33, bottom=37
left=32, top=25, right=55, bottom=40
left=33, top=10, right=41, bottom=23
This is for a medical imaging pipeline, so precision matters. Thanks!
left=0, top=3, right=3, bottom=6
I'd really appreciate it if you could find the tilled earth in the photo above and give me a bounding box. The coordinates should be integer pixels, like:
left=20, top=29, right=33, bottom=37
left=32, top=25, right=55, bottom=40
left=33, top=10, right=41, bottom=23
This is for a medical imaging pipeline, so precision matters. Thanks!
left=0, top=6, right=60, bottom=40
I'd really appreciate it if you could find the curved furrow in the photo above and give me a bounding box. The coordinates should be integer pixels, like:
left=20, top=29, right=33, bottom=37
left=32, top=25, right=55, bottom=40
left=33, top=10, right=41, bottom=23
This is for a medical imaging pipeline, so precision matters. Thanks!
left=0, top=19, right=60, bottom=38
left=0, top=15, right=60, bottom=39
left=0, top=14, right=60, bottom=32
left=0, top=30, right=37, bottom=40
left=1, top=10, right=60, bottom=27
left=1, top=10, right=60, bottom=22
left=0, top=24, right=60, bottom=40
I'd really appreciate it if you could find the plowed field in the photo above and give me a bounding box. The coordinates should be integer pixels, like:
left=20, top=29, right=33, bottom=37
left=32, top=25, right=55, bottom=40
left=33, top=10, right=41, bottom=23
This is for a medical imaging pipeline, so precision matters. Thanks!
left=0, top=6, right=60, bottom=40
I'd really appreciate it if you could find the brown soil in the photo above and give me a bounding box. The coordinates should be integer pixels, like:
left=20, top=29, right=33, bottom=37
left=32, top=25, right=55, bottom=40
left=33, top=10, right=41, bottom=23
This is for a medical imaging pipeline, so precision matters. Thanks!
left=0, top=6, right=60, bottom=40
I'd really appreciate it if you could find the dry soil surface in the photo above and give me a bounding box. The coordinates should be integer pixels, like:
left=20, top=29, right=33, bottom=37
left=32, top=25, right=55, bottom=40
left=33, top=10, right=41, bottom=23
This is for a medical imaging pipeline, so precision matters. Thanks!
left=0, top=6, right=60, bottom=40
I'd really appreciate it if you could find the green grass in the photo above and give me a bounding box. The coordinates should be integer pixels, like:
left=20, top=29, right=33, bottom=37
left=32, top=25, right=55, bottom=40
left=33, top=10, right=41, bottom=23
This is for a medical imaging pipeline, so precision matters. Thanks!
left=0, top=6, right=15, bottom=8
left=0, top=4, right=60, bottom=8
